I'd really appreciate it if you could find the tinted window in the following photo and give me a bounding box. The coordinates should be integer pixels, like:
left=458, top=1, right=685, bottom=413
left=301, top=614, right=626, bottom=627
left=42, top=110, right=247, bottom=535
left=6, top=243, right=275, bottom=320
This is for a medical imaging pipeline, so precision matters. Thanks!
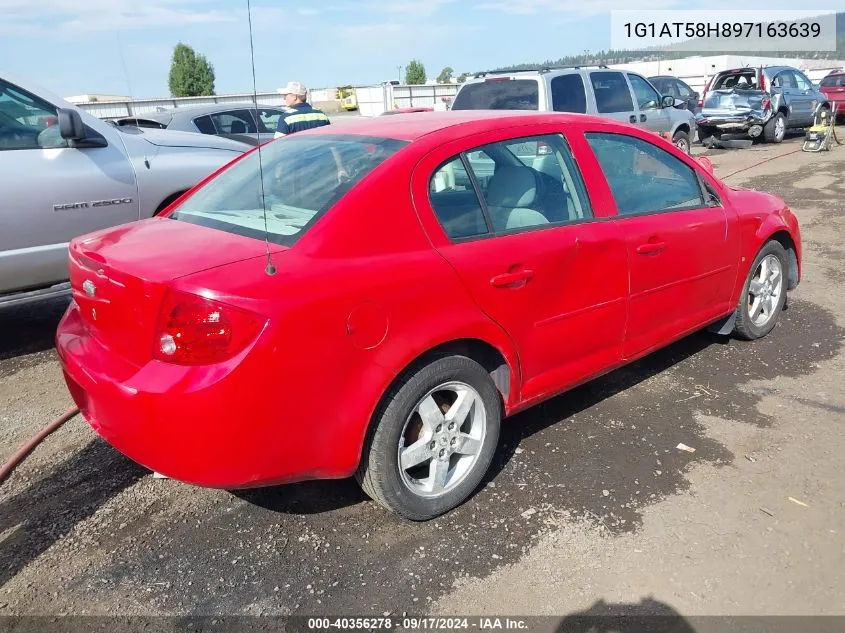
left=649, top=77, right=674, bottom=96
left=210, top=109, right=257, bottom=134
left=821, top=74, right=845, bottom=88
left=172, top=136, right=406, bottom=246
left=675, top=80, right=694, bottom=99
left=194, top=115, right=216, bottom=134
left=550, top=74, right=587, bottom=113
left=589, top=72, right=634, bottom=113
left=0, top=80, right=68, bottom=150
left=469, top=134, right=592, bottom=232
left=429, top=157, right=489, bottom=239
left=628, top=74, right=661, bottom=110
left=451, top=79, right=539, bottom=110
left=585, top=132, right=704, bottom=216
left=713, top=70, right=758, bottom=90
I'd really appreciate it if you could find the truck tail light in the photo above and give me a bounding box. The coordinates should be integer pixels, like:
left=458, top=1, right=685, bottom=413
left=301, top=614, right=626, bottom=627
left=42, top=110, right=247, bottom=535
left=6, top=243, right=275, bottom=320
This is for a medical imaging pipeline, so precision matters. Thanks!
left=699, top=78, right=712, bottom=107
left=154, top=290, right=264, bottom=365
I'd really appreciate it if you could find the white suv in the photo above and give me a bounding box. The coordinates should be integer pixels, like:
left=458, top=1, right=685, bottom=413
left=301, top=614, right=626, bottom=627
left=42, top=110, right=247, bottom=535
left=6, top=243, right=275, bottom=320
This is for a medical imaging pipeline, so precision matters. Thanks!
left=451, top=65, right=697, bottom=153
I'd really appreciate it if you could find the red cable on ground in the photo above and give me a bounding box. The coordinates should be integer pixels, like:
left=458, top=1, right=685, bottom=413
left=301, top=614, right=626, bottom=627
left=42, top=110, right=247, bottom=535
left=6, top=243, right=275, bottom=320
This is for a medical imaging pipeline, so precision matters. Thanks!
left=721, top=147, right=805, bottom=181
left=0, top=407, right=79, bottom=485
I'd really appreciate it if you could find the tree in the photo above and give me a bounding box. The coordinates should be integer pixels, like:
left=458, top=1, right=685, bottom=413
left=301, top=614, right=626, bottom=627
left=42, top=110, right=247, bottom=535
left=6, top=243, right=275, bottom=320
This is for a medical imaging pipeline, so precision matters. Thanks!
left=405, top=59, right=426, bottom=85
left=437, top=66, right=454, bottom=84
left=168, top=42, right=216, bottom=97
left=457, top=72, right=470, bottom=83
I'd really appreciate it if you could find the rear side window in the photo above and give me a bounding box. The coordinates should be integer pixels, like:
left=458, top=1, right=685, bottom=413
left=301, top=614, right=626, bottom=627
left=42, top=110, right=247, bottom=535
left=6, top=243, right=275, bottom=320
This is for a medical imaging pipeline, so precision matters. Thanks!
left=450, top=79, right=539, bottom=110
left=429, top=157, right=489, bottom=239
left=589, top=72, right=634, bottom=113
left=210, top=109, right=257, bottom=134
left=585, top=132, right=704, bottom=216
left=172, top=135, right=407, bottom=246
left=193, top=115, right=216, bottom=134
left=821, top=74, right=845, bottom=87
left=550, top=74, right=587, bottom=113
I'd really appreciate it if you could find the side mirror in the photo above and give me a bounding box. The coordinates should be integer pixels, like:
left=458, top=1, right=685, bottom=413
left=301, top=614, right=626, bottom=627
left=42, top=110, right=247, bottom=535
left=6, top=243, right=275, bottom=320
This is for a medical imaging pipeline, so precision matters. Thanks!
left=661, top=94, right=675, bottom=108
left=58, top=108, right=85, bottom=140
left=696, top=156, right=714, bottom=175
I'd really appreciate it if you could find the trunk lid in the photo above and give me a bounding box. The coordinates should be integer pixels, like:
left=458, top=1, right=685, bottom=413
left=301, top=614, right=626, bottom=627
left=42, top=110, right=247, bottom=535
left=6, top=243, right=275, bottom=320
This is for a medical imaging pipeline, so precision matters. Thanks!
left=68, top=217, right=285, bottom=367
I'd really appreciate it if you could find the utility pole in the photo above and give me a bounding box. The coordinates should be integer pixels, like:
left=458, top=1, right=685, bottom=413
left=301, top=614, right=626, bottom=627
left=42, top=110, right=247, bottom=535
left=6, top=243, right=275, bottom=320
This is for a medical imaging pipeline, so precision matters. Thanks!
left=397, top=66, right=404, bottom=84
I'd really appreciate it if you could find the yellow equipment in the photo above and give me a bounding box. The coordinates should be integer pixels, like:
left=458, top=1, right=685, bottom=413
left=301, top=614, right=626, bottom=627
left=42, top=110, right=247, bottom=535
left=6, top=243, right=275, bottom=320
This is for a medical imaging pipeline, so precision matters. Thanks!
left=337, top=86, right=358, bottom=112
left=803, top=103, right=840, bottom=152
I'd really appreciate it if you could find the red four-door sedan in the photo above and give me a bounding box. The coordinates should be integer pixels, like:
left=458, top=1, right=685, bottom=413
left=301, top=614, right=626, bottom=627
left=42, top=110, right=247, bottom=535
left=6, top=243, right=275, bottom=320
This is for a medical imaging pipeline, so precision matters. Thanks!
left=56, top=111, right=801, bottom=521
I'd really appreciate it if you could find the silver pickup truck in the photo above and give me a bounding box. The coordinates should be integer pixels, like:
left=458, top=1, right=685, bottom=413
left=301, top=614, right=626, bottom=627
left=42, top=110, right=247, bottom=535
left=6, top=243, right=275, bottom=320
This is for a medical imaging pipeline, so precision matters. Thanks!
left=0, top=72, right=248, bottom=307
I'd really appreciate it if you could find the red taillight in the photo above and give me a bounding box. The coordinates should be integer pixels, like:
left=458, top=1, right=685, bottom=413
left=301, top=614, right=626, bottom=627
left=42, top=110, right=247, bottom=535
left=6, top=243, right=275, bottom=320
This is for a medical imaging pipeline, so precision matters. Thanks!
left=759, top=72, right=766, bottom=92
left=699, top=78, right=712, bottom=107
left=153, top=290, right=264, bottom=365
left=761, top=97, right=771, bottom=111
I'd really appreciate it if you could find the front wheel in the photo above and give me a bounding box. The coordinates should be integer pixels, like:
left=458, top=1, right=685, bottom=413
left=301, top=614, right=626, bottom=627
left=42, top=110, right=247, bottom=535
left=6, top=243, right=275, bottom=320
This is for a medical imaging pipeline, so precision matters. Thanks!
left=672, top=130, right=691, bottom=153
left=734, top=240, right=789, bottom=340
left=356, top=355, right=502, bottom=521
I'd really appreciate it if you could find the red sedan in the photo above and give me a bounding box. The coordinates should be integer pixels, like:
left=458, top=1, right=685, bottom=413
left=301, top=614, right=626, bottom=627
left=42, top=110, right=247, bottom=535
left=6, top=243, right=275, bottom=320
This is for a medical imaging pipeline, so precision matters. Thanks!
left=56, top=111, right=801, bottom=520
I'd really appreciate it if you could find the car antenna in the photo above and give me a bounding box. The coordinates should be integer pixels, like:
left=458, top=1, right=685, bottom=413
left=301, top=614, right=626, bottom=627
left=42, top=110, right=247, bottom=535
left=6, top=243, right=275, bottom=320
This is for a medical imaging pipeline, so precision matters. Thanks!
left=115, top=32, right=140, bottom=129
left=246, top=0, right=276, bottom=276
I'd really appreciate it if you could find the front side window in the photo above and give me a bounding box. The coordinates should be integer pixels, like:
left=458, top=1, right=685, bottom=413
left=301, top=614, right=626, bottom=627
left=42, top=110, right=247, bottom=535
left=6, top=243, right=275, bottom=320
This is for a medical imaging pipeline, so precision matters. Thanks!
left=589, top=72, right=634, bottom=114
left=793, top=71, right=813, bottom=91
left=0, top=80, right=67, bottom=150
left=627, top=74, right=661, bottom=110
left=585, top=132, right=704, bottom=216
left=172, top=135, right=406, bottom=245
left=255, top=108, right=284, bottom=132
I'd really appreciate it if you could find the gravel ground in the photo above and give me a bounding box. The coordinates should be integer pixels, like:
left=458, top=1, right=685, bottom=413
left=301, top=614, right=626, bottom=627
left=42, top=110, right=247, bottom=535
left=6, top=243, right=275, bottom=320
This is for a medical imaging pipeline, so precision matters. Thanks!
left=1, top=132, right=843, bottom=622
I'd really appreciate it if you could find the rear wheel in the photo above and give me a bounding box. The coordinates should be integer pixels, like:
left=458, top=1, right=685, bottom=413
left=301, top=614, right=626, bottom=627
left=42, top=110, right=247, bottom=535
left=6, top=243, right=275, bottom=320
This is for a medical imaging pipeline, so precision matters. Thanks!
left=763, top=112, right=786, bottom=143
left=356, top=355, right=501, bottom=521
left=734, top=240, right=788, bottom=340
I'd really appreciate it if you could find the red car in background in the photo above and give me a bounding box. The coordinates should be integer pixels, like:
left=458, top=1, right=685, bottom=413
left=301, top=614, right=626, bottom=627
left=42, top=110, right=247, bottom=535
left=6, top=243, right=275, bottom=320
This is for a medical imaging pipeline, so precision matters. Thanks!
left=56, top=111, right=801, bottom=521
left=819, top=71, right=845, bottom=120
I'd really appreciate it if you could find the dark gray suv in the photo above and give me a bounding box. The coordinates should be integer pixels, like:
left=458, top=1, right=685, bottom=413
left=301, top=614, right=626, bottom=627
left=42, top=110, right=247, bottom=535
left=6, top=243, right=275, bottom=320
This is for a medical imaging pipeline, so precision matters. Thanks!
left=451, top=65, right=697, bottom=153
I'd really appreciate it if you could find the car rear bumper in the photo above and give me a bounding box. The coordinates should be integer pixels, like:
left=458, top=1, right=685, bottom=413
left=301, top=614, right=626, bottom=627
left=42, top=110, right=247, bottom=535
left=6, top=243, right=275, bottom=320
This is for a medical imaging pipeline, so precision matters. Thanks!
left=696, top=110, right=771, bottom=132
left=55, top=300, right=358, bottom=489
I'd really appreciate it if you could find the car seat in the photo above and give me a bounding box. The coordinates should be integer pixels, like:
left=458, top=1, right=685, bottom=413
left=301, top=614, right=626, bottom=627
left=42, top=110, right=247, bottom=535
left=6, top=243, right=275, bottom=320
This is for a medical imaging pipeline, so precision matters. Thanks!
left=485, top=166, right=549, bottom=230
left=230, top=120, right=247, bottom=133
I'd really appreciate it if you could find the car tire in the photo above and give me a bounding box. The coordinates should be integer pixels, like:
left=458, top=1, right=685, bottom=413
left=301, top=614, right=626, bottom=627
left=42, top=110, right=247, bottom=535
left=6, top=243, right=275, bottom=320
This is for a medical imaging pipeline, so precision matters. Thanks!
left=763, top=112, right=786, bottom=144
left=733, top=240, right=789, bottom=341
left=698, top=125, right=718, bottom=145
left=356, top=355, right=502, bottom=521
left=672, top=130, right=691, bottom=153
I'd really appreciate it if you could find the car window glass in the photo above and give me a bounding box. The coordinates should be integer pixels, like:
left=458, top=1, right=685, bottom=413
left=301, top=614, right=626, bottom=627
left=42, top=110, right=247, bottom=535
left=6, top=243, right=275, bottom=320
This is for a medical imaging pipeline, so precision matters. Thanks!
left=585, top=132, right=704, bottom=216
left=550, top=74, right=587, bottom=113
left=210, top=109, right=257, bottom=134
left=193, top=115, right=217, bottom=134
left=465, top=134, right=593, bottom=232
left=627, top=74, right=661, bottom=110
left=256, top=108, right=283, bottom=132
left=450, top=79, right=539, bottom=110
left=714, top=70, right=757, bottom=90
left=0, top=80, right=68, bottom=150
left=429, top=157, right=489, bottom=239
left=793, top=71, right=812, bottom=91
left=589, top=71, right=634, bottom=114
left=675, top=81, right=693, bottom=99
left=776, top=72, right=797, bottom=90
left=649, top=78, right=670, bottom=95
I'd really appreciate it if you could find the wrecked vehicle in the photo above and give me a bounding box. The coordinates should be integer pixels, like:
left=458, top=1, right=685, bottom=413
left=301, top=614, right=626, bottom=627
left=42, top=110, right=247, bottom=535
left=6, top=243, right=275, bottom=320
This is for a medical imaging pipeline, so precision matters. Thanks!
left=696, top=66, right=829, bottom=145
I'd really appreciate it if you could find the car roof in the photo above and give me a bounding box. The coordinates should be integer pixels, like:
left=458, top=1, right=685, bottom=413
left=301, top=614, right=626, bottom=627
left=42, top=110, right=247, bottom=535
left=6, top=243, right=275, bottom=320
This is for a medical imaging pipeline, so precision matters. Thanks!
left=138, top=102, right=284, bottom=123
left=307, top=110, right=609, bottom=142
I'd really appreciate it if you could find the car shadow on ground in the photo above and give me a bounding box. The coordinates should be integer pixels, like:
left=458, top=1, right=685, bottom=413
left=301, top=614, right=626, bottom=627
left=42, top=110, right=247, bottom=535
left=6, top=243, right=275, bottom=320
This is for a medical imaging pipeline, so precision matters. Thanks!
left=0, top=295, right=70, bottom=376
left=556, top=598, right=697, bottom=633
left=236, top=327, right=729, bottom=517
left=0, top=439, right=148, bottom=587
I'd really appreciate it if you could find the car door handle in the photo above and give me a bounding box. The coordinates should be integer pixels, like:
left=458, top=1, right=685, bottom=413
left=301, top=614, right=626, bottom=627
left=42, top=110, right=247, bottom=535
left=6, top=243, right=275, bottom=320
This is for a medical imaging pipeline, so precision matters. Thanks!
left=490, top=269, right=534, bottom=287
left=640, top=114, right=647, bottom=122
left=629, top=115, right=636, bottom=123
left=636, top=241, right=666, bottom=255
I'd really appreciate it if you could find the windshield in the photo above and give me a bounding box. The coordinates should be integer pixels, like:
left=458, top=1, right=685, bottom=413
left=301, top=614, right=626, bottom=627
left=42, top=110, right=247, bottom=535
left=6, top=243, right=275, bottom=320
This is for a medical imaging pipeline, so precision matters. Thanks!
left=451, top=79, right=539, bottom=110
left=171, top=135, right=407, bottom=246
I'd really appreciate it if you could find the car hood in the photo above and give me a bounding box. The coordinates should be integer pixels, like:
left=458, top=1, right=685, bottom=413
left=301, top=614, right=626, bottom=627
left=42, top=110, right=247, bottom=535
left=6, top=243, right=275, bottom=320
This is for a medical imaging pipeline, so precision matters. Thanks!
left=119, top=126, right=248, bottom=153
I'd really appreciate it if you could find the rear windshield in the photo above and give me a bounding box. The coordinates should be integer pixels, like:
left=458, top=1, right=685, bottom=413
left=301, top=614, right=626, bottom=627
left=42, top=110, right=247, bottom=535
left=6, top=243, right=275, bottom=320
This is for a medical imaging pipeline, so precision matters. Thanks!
left=712, top=70, right=759, bottom=90
left=171, top=135, right=407, bottom=246
left=451, top=79, right=539, bottom=110
left=820, top=74, right=845, bottom=87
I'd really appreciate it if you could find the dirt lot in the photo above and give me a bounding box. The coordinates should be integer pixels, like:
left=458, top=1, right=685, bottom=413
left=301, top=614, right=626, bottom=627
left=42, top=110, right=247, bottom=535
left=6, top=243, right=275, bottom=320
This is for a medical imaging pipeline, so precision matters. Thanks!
left=1, top=131, right=844, bottom=622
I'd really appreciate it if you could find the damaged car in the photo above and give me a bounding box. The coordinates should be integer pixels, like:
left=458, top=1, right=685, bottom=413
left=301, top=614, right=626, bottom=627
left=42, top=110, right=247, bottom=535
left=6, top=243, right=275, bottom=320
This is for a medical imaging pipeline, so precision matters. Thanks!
left=696, top=66, right=829, bottom=145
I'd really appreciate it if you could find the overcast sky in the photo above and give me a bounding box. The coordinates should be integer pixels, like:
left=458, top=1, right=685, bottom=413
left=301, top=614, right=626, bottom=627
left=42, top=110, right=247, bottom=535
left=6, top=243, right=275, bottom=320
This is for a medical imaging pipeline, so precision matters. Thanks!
left=0, top=0, right=841, bottom=98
